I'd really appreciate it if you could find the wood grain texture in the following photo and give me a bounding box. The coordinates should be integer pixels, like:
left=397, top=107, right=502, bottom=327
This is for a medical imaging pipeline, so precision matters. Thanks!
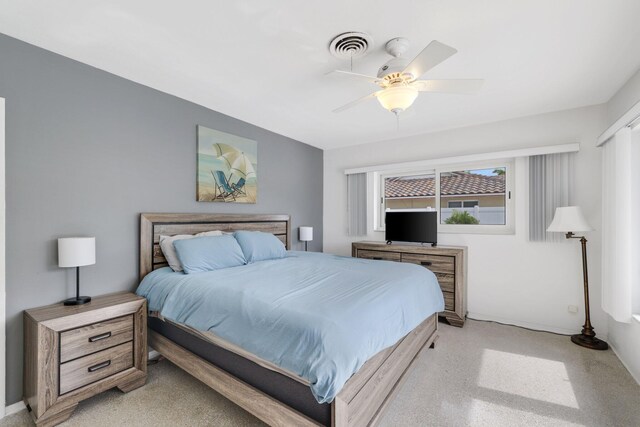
left=149, top=330, right=321, bottom=427
left=150, top=314, right=437, bottom=427
left=140, top=213, right=291, bottom=280
left=25, top=292, right=143, bottom=325
left=23, top=313, right=39, bottom=416
left=399, top=253, right=454, bottom=274
left=355, top=249, right=401, bottom=262
left=352, top=242, right=468, bottom=327
left=60, top=315, right=133, bottom=363
left=28, top=403, right=78, bottom=427
left=60, top=342, right=134, bottom=395
left=23, top=293, right=147, bottom=426
left=153, top=221, right=287, bottom=242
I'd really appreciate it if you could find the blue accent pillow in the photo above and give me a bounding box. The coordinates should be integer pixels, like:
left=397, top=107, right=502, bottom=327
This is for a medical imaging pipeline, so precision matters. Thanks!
left=233, top=231, right=286, bottom=263
left=173, top=235, right=246, bottom=274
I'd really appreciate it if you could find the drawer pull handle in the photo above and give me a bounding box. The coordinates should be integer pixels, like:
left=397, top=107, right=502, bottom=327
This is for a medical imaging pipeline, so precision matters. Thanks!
left=88, top=360, right=111, bottom=373
left=421, top=261, right=433, bottom=266
left=372, top=257, right=382, bottom=260
left=88, top=332, right=112, bottom=342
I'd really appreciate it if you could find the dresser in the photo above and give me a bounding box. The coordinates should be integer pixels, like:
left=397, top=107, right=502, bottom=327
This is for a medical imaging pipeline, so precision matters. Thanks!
left=352, top=241, right=467, bottom=327
left=23, top=292, right=147, bottom=427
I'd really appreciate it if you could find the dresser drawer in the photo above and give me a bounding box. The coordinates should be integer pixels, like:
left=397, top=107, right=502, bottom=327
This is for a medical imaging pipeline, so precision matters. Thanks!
left=357, top=249, right=401, bottom=261
left=434, top=273, right=455, bottom=293
left=60, top=341, right=133, bottom=395
left=443, top=291, right=455, bottom=311
left=400, top=253, right=455, bottom=274
left=60, top=315, right=133, bottom=363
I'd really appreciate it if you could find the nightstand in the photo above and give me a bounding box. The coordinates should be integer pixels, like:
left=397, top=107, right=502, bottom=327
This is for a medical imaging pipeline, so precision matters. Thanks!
left=23, top=292, right=147, bottom=427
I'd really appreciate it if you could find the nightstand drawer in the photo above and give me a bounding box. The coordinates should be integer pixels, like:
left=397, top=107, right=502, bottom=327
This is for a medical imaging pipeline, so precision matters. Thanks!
left=60, top=315, right=133, bottom=363
left=357, top=249, right=401, bottom=261
left=60, top=341, right=134, bottom=395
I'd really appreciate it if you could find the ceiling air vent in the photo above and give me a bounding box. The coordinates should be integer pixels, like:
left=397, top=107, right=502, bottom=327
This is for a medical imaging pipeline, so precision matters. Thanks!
left=329, top=32, right=373, bottom=59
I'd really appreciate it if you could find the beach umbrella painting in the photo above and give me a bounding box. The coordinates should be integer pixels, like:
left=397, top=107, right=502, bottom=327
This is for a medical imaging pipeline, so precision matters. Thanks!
left=212, top=143, right=256, bottom=179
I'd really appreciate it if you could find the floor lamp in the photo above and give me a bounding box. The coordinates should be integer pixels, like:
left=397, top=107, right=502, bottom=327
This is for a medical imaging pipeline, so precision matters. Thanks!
left=547, top=206, right=608, bottom=350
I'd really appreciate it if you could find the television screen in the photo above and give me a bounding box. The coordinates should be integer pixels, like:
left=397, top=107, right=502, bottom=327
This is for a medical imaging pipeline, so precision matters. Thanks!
left=385, top=211, right=437, bottom=245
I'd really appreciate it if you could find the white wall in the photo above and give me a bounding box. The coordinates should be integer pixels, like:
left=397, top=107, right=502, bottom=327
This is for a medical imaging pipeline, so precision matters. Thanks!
left=607, top=68, right=640, bottom=126
left=324, top=104, right=607, bottom=335
left=604, top=67, right=640, bottom=384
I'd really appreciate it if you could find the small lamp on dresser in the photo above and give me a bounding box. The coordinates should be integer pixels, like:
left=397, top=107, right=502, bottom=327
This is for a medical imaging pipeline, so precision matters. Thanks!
left=299, top=226, right=313, bottom=251
left=58, top=237, right=95, bottom=305
left=547, top=206, right=608, bottom=350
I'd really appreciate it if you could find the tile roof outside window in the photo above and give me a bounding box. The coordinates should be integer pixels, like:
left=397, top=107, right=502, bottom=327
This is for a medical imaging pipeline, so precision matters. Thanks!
left=385, top=173, right=505, bottom=198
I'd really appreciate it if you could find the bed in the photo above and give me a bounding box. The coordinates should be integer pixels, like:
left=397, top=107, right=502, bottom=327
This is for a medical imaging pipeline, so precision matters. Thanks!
left=138, top=213, right=442, bottom=426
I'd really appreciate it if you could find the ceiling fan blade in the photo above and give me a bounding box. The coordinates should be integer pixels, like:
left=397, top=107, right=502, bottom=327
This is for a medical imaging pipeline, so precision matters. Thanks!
left=412, top=79, right=484, bottom=93
left=326, top=70, right=383, bottom=85
left=333, top=91, right=380, bottom=113
left=402, top=40, right=457, bottom=79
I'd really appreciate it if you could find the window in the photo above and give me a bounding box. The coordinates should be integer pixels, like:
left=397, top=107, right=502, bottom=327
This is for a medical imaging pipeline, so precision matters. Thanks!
left=378, top=172, right=436, bottom=229
left=440, top=168, right=506, bottom=226
left=375, top=161, right=514, bottom=234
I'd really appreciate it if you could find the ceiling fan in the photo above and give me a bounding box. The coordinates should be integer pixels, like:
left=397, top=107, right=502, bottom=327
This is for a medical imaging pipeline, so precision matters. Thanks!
left=329, top=37, right=483, bottom=115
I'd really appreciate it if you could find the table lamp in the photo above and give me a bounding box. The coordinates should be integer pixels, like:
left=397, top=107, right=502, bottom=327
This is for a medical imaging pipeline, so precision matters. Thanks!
left=58, top=237, right=95, bottom=305
left=299, top=226, right=313, bottom=252
left=547, top=207, right=607, bottom=350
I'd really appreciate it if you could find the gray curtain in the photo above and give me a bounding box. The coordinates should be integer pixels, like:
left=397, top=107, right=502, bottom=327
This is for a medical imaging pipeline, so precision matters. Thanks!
left=347, top=173, right=367, bottom=236
left=529, top=153, right=571, bottom=242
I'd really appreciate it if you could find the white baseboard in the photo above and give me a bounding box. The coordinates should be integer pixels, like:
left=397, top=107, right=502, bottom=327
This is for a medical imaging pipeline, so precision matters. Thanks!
left=4, top=401, right=26, bottom=417
left=609, top=343, right=640, bottom=386
left=466, top=311, right=598, bottom=338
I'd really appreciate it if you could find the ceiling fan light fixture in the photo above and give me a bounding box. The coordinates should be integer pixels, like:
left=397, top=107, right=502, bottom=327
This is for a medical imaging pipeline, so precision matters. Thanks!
left=376, top=85, right=418, bottom=113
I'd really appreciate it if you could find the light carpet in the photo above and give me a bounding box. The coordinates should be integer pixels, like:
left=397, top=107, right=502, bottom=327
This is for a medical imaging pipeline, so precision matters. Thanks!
left=3, top=320, right=639, bottom=426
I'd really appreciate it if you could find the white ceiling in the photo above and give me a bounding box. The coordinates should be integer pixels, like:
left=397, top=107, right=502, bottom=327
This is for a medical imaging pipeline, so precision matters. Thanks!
left=2, top=0, right=640, bottom=150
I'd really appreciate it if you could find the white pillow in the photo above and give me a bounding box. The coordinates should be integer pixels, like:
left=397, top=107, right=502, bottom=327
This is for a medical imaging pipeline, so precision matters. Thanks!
left=159, top=230, right=223, bottom=272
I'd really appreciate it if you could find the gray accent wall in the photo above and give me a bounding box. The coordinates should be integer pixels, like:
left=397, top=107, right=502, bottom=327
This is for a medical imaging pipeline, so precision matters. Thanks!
left=0, top=34, right=323, bottom=404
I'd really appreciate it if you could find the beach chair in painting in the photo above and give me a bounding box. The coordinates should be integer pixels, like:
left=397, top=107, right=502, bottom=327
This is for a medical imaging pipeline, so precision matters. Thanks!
left=211, top=170, right=236, bottom=202
left=232, top=177, right=247, bottom=197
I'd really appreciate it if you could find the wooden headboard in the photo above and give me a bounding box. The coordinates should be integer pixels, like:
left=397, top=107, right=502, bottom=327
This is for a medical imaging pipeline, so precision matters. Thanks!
left=139, top=213, right=291, bottom=280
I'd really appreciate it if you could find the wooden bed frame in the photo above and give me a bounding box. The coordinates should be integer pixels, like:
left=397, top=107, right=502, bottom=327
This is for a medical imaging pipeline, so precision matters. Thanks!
left=140, top=213, right=438, bottom=426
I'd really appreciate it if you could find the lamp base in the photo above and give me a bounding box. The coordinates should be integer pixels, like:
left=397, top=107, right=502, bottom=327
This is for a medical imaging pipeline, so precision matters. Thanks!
left=63, top=296, right=92, bottom=306
left=571, top=333, right=608, bottom=350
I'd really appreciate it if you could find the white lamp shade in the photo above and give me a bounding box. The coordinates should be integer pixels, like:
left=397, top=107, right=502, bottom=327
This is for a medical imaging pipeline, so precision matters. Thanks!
left=547, top=206, right=593, bottom=233
left=299, top=226, right=313, bottom=242
left=58, top=237, right=96, bottom=267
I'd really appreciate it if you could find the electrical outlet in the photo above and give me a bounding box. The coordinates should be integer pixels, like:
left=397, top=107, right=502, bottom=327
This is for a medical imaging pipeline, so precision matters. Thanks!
left=568, top=305, right=579, bottom=314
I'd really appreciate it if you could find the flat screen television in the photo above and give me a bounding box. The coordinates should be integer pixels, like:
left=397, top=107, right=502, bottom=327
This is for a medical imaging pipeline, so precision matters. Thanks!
left=385, top=211, right=437, bottom=246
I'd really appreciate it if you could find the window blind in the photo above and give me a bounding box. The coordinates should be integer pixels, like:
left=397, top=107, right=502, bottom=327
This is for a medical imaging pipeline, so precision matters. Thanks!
left=529, top=153, right=571, bottom=242
left=347, top=173, right=367, bottom=236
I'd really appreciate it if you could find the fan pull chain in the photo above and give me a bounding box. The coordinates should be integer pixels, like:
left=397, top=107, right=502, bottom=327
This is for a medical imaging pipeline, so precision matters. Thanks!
left=395, top=111, right=400, bottom=131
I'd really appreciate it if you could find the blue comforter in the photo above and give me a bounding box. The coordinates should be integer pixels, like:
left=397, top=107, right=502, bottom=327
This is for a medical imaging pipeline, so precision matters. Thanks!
left=136, top=251, right=444, bottom=403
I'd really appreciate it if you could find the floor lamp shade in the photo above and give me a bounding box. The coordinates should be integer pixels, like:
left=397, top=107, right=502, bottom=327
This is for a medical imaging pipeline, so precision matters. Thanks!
left=58, top=237, right=95, bottom=306
left=547, top=206, right=592, bottom=233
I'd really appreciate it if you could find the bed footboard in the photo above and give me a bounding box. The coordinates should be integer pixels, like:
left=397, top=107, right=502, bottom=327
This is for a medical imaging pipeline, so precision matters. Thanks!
left=149, top=313, right=437, bottom=427
left=333, top=314, right=437, bottom=426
